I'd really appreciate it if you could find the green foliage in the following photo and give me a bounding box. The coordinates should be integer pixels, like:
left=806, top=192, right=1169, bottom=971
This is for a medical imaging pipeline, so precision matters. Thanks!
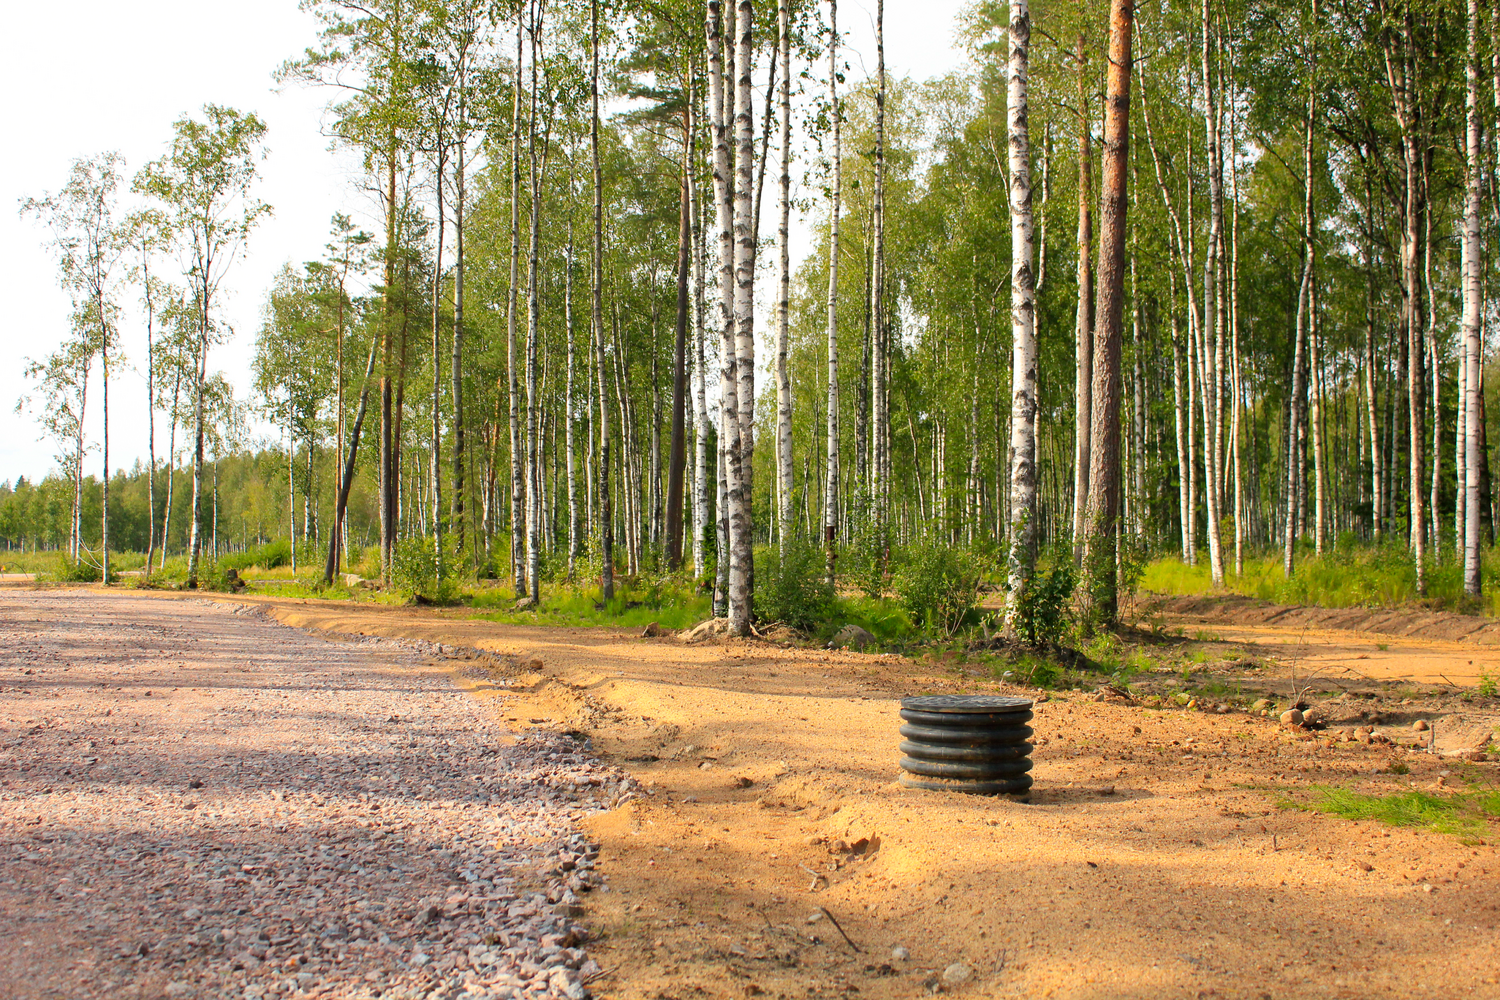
left=755, top=542, right=835, bottom=632
left=1007, top=562, right=1074, bottom=646
left=47, top=551, right=116, bottom=584
left=390, top=537, right=457, bottom=603
left=1142, top=544, right=1500, bottom=616
left=217, top=540, right=291, bottom=573
left=894, top=545, right=981, bottom=638
left=1300, top=785, right=1500, bottom=843
left=471, top=579, right=711, bottom=630
left=1479, top=673, right=1498, bottom=698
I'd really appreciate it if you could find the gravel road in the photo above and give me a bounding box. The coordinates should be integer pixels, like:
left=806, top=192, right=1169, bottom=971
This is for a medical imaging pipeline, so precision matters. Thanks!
left=0, top=589, right=629, bottom=1000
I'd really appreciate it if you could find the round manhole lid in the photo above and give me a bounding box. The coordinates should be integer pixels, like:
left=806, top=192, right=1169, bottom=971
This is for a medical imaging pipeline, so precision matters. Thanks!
left=900, top=694, right=1034, bottom=713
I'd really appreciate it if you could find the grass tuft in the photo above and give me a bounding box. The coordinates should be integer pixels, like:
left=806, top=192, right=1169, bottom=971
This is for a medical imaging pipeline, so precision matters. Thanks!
left=1300, top=785, right=1500, bottom=842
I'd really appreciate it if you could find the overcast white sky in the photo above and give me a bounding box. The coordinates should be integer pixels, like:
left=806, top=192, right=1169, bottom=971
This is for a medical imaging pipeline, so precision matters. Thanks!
left=0, top=0, right=971, bottom=485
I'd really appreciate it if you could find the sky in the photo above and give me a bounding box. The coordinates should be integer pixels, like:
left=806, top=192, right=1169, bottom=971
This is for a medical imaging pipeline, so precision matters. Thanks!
left=0, top=0, right=972, bottom=486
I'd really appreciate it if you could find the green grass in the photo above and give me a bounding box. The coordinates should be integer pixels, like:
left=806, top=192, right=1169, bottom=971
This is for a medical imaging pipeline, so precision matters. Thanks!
left=1298, top=784, right=1500, bottom=843
left=1142, top=543, right=1500, bottom=615
left=470, top=581, right=712, bottom=630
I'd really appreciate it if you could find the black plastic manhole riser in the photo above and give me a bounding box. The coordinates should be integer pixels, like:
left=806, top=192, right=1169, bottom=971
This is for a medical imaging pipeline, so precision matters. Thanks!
left=898, top=695, right=1034, bottom=800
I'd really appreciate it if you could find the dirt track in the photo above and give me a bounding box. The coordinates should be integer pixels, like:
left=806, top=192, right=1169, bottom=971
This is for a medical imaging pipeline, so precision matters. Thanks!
left=0, top=590, right=619, bottom=1000
left=113, top=589, right=1493, bottom=1000
left=1145, top=594, right=1500, bottom=686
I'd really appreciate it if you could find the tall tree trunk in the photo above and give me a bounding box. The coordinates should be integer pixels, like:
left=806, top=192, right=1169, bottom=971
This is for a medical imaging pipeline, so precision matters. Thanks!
left=325, top=332, right=381, bottom=585
left=1382, top=3, right=1426, bottom=592
left=692, top=116, right=710, bottom=580
left=525, top=1, right=545, bottom=603
left=1310, top=276, right=1328, bottom=554
left=1201, top=0, right=1225, bottom=585
left=825, top=0, right=842, bottom=587
left=100, top=308, right=110, bottom=583
left=160, top=369, right=180, bottom=571
left=186, top=300, right=208, bottom=587
left=1284, top=0, right=1317, bottom=578
left=565, top=210, right=579, bottom=579
left=452, top=65, right=469, bottom=573
left=708, top=0, right=737, bottom=618
left=728, top=0, right=759, bottom=635
left=1071, top=32, right=1093, bottom=569
left=143, top=256, right=157, bottom=578
left=1463, top=0, right=1484, bottom=597
left=431, top=121, right=448, bottom=581
left=592, top=0, right=613, bottom=601
left=666, top=66, right=694, bottom=570
left=870, top=0, right=889, bottom=573
left=775, top=0, right=795, bottom=551
left=1002, top=0, right=1038, bottom=634
left=508, top=12, right=527, bottom=598
left=1080, top=0, right=1134, bottom=625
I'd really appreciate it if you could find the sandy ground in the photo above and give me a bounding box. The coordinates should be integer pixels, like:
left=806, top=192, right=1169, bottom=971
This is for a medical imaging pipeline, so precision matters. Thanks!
left=0, top=590, right=626, bottom=1000
left=1142, top=594, right=1500, bottom=687
left=69, top=588, right=1485, bottom=1000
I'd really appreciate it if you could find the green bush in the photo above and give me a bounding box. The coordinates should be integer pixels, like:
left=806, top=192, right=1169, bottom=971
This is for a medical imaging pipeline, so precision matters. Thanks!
left=48, top=551, right=116, bottom=584
left=756, top=541, right=835, bottom=632
left=1008, top=562, right=1074, bottom=646
left=218, top=540, right=291, bottom=573
left=390, top=537, right=457, bottom=602
left=895, top=545, right=981, bottom=637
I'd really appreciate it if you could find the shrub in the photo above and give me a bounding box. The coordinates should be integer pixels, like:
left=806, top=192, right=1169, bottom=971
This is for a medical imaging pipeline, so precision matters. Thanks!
left=1008, top=563, right=1074, bottom=646
left=218, top=540, right=291, bottom=574
left=756, top=541, right=835, bottom=632
left=49, top=552, right=116, bottom=584
left=390, top=537, right=456, bottom=602
left=895, top=545, right=981, bottom=637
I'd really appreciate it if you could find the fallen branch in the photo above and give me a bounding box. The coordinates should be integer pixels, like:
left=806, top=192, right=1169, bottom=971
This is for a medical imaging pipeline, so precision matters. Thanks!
left=817, top=906, right=862, bottom=953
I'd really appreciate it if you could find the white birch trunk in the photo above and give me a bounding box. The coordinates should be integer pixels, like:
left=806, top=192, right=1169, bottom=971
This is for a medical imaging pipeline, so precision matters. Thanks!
left=1002, top=0, right=1037, bottom=634
left=729, top=0, right=758, bottom=635
left=1464, top=0, right=1484, bottom=596
left=775, top=0, right=794, bottom=549
left=825, top=0, right=842, bottom=586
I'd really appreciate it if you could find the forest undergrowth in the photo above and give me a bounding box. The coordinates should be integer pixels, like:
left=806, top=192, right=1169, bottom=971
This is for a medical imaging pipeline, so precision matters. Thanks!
left=1142, top=540, right=1500, bottom=615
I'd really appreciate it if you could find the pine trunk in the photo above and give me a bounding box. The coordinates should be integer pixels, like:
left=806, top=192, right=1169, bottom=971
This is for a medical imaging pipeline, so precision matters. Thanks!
left=1080, top=0, right=1134, bottom=625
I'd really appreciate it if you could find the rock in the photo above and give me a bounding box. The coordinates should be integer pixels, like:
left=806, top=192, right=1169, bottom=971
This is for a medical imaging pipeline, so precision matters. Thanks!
left=418, top=903, right=443, bottom=925
left=1412, top=719, right=1430, bottom=732
left=828, top=625, right=876, bottom=651
left=641, top=622, right=668, bottom=638
left=679, top=618, right=730, bottom=643
left=1251, top=698, right=1275, bottom=712
left=411, top=949, right=431, bottom=966
left=807, top=911, right=825, bottom=924
left=891, top=945, right=910, bottom=961
left=1280, top=709, right=1305, bottom=727
left=942, top=962, right=973, bottom=987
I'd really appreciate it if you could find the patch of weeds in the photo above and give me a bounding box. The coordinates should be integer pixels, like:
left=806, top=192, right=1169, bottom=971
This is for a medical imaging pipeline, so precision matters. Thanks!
left=1192, top=629, right=1222, bottom=642
left=1073, top=629, right=1124, bottom=672
left=1301, top=785, right=1500, bottom=843
left=1479, top=672, right=1498, bottom=698
left=1385, top=760, right=1410, bottom=775
left=1377, top=642, right=1390, bottom=651
left=997, top=654, right=1060, bottom=689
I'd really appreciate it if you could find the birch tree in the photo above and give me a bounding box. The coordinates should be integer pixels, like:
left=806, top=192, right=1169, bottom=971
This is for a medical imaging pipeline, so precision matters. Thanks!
left=1462, top=0, right=1483, bottom=597
left=23, top=154, right=126, bottom=580
left=135, top=106, right=269, bottom=588
left=1002, top=0, right=1038, bottom=634
left=825, top=0, right=842, bottom=587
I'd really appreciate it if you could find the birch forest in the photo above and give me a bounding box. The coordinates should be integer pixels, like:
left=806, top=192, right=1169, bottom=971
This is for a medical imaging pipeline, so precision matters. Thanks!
left=14, top=0, right=1500, bottom=635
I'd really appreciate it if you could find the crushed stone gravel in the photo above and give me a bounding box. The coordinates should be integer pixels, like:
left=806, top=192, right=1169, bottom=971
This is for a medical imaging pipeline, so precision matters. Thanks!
left=0, top=589, right=638, bottom=1000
